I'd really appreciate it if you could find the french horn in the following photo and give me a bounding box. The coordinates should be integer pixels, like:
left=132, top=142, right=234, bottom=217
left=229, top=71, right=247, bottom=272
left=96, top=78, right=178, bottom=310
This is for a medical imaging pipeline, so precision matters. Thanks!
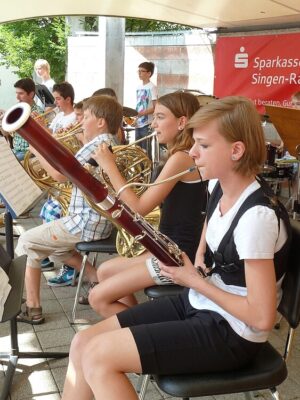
left=84, top=133, right=159, bottom=257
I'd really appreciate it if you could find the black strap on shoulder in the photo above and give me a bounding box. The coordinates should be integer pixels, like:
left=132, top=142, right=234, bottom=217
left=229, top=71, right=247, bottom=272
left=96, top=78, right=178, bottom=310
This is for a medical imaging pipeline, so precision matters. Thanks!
left=215, top=186, right=270, bottom=257
left=205, top=177, right=290, bottom=275
left=206, top=181, right=222, bottom=222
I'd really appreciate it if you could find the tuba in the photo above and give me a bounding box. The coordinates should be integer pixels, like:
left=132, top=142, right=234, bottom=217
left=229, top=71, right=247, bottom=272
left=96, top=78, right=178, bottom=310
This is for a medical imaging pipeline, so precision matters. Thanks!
left=2, top=103, right=183, bottom=266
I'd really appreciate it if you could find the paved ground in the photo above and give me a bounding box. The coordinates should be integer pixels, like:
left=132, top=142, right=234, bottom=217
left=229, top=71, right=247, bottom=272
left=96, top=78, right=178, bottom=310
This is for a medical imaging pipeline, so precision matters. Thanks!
left=0, top=200, right=300, bottom=399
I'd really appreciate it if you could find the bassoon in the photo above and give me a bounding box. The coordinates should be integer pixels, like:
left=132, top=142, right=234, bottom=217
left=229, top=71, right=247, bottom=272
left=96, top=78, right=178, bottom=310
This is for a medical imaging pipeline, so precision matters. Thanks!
left=2, top=102, right=183, bottom=266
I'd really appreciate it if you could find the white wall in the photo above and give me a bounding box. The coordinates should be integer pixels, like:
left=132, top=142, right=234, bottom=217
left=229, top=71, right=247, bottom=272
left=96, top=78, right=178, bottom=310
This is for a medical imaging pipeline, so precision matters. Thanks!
left=0, top=60, right=18, bottom=110
left=67, top=35, right=106, bottom=102
left=68, top=30, right=214, bottom=106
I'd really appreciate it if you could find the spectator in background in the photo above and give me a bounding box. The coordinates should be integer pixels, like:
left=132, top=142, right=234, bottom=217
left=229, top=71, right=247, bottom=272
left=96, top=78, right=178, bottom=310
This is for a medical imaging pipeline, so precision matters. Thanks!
left=34, top=59, right=55, bottom=93
left=135, top=61, right=158, bottom=155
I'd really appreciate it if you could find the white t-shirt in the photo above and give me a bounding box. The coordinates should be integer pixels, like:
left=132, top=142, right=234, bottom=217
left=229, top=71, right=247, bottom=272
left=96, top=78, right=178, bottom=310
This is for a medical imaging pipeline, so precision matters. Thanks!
left=136, top=81, right=158, bottom=128
left=49, top=111, right=76, bottom=134
left=189, top=180, right=288, bottom=342
left=42, top=78, right=55, bottom=93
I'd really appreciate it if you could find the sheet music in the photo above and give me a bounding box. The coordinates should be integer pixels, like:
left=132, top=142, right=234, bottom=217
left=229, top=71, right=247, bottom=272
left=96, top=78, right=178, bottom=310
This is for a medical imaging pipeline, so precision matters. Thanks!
left=0, top=137, right=43, bottom=217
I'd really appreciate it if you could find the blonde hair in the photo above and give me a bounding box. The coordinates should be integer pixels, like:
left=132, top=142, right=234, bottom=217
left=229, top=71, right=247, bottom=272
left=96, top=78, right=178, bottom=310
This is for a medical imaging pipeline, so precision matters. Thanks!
left=156, top=91, right=200, bottom=155
left=83, top=95, right=123, bottom=135
left=187, top=96, right=266, bottom=176
left=34, top=59, right=50, bottom=74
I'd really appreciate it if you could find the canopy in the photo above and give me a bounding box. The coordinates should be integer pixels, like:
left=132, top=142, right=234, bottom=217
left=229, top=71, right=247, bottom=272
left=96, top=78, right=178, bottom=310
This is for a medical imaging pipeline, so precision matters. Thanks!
left=1, top=0, right=300, bottom=31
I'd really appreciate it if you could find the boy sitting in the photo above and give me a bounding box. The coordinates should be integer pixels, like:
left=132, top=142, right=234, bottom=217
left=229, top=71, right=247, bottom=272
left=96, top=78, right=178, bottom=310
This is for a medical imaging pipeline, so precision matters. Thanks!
left=15, top=95, right=123, bottom=324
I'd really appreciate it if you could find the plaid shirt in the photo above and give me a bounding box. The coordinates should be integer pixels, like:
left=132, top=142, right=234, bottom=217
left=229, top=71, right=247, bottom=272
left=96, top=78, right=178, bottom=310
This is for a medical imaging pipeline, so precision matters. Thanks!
left=13, top=103, right=43, bottom=152
left=63, top=133, right=118, bottom=241
left=40, top=198, right=62, bottom=222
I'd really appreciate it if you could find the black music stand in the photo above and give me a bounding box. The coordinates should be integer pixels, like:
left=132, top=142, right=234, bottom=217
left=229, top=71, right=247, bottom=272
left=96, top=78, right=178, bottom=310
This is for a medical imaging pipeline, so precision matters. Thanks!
left=265, top=105, right=300, bottom=218
left=35, top=84, right=55, bottom=108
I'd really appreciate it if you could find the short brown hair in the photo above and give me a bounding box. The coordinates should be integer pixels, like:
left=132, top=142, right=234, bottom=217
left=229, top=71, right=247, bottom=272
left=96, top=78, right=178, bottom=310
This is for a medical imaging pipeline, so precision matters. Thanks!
left=14, top=78, right=35, bottom=94
left=52, top=82, right=75, bottom=105
left=92, top=88, right=117, bottom=99
left=187, top=96, right=266, bottom=176
left=138, top=62, right=155, bottom=76
left=83, top=95, right=123, bottom=135
left=157, top=91, right=200, bottom=155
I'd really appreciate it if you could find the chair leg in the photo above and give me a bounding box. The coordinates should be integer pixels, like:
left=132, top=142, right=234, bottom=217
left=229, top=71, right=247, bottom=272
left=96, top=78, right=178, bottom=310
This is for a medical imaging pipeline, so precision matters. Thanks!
left=0, top=317, right=68, bottom=400
left=138, top=375, right=150, bottom=400
left=71, top=253, right=89, bottom=323
left=91, top=252, right=98, bottom=268
left=0, top=354, right=18, bottom=400
left=270, top=387, right=281, bottom=400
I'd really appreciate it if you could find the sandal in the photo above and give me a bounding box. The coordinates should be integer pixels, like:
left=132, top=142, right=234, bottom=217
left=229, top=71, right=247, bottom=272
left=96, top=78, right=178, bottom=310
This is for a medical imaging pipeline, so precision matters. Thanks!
left=78, top=282, right=98, bottom=305
left=17, top=304, right=45, bottom=325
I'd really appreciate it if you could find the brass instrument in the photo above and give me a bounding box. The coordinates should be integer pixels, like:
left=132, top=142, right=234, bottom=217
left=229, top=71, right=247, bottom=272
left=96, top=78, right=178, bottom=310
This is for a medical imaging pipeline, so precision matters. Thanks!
left=83, top=133, right=157, bottom=257
left=123, top=116, right=137, bottom=127
left=34, top=107, right=58, bottom=127
left=23, top=122, right=82, bottom=216
left=53, top=123, right=83, bottom=154
left=116, top=206, right=160, bottom=257
left=100, top=144, right=153, bottom=197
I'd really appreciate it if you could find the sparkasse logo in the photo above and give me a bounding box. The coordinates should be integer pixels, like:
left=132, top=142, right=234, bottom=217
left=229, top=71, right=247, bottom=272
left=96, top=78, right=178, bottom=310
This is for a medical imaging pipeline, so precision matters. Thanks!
left=234, top=47, right=248, bottom=68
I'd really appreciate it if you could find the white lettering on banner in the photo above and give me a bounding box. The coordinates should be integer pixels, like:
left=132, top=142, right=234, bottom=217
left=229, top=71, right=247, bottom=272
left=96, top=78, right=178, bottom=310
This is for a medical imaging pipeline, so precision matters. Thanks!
left=253, top=99, right=281, bottom=106
left=253, top=56, right=300, bottom=71
left=251, top=72, right=300, bottom=87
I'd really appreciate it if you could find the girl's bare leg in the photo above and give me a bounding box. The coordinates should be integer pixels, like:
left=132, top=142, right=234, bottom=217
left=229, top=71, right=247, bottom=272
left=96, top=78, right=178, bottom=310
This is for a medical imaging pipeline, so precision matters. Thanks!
left=89, top=262, right=154, bottom=317
left=92, top=252, right=150, bottom=311
left=83, top=327, right=142, bottom=400
left=97, top=252, right=150, bottom=281
left=62, top=315, right=141, bottom=400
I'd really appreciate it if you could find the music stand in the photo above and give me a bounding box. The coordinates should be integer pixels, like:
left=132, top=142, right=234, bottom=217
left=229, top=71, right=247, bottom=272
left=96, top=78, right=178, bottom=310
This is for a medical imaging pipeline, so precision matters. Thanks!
left=35, top=84, right=55, bottom=108
left=265, top=105, right=300, bottom=218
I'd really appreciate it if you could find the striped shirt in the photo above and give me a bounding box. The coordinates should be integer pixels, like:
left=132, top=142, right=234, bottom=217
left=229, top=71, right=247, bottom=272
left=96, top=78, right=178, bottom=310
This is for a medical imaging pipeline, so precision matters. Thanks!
left=63, top=133, right=118, bottom=241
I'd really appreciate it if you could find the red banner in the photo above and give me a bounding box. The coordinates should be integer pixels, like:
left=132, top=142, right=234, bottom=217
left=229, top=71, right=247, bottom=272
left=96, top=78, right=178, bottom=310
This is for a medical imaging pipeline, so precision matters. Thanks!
left=214, top=33, right=300, bottom=113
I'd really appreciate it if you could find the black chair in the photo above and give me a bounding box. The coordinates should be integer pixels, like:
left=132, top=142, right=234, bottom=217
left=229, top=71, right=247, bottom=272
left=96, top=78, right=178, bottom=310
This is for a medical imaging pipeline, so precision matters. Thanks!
left=0, top=246, right=68, bottom=400
left=71, top=227, right=118, bottom=323
left=136, top=284, right=185, bottom=397
left=137, top=219, right=300, bottom=400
